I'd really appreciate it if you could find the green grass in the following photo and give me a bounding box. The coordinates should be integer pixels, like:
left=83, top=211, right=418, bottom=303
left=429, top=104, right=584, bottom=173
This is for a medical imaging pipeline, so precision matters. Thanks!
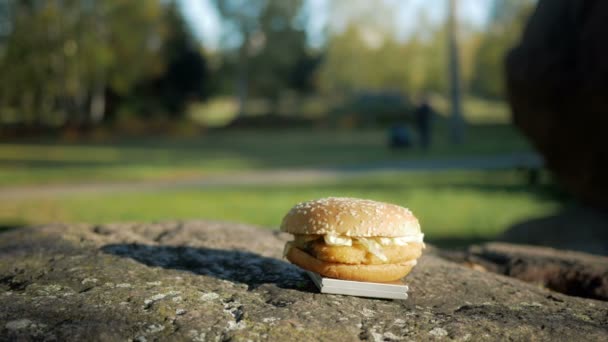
left=190, top=95, right=514, bottom=126
left=432, top=95, right=512, bottom=124
left=0, top=123, right=531, bottom=186
left=0, top=171, right=561, bottom=246
left=0, top=109, right=550, bottom=246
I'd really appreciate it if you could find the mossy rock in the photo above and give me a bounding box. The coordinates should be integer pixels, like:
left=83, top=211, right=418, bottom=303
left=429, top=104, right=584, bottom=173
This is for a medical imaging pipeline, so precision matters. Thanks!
left=1, top=221, right=607, bottom=341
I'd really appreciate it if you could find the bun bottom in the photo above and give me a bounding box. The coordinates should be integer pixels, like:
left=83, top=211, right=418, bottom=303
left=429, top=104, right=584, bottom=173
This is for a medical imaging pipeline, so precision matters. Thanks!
left=286, top=247, right=416, bottom=282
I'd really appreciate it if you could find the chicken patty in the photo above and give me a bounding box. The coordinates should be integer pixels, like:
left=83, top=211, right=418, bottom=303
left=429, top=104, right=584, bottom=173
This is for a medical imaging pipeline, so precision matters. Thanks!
left=309, top=240, right=423, bottom=265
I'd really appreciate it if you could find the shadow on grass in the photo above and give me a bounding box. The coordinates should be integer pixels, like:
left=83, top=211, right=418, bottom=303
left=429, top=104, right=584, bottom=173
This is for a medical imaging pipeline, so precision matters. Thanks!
left=0, top=123, right=528, bottom=171
left=500, top=205, right=608, bottom=256
left=0, top=221, right=25, bottom=234
left=426, top=236, right=493, bottom=250
left=101, top=243, right=315, bottom=292
left=318, top=181, right=566, bottom=202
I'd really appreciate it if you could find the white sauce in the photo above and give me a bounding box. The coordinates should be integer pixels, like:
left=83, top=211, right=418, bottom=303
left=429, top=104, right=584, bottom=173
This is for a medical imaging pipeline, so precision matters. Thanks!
left=322, top=233, right=424, bottom=246
left=287, top=232, right=425, bottom=262
left=323, top=234, right=352, bottom=246
left=323, top=233, right=425, bottom=261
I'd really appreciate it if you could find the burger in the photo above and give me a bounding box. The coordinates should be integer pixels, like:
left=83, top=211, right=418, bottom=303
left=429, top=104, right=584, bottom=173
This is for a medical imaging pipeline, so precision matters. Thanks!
left=281, top=197, right=424, bottom=282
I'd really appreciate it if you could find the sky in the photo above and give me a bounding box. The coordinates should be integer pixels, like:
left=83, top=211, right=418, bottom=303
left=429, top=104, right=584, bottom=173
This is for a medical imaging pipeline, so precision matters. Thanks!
left=179, top=0, right=493, bottom=50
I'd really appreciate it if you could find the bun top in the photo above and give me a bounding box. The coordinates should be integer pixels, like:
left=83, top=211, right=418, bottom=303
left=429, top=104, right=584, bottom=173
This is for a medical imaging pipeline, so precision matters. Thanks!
left=280, top=197, right=420, bottom=237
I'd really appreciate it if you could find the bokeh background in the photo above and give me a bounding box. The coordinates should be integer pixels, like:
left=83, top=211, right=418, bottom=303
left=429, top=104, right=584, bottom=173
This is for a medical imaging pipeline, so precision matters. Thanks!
left=0, top=0, right=576, bottom=248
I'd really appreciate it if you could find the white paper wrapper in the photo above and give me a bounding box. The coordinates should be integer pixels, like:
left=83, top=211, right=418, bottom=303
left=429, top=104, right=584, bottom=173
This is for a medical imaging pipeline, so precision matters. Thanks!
left=306, top=271, right=409, bottom=300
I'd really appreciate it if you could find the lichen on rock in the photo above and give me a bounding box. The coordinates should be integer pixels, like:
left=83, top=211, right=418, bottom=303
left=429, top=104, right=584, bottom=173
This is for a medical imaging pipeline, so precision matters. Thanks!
left=0, top=221, right=607, bottom=341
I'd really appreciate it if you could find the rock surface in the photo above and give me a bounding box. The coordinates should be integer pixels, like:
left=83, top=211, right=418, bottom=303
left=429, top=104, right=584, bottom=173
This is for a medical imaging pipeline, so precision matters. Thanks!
left=506, top=0, right=608, bottom=208
left=443, top=242, right=608, bottom=301
left=1, top=221, right=607, bottom=341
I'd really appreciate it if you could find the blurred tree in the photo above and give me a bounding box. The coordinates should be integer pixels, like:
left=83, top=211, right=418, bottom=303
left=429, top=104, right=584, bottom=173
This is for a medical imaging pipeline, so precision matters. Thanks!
left=404, top=18, right=448, bottom=94
left=325, top=0, right=396, bottom=36
left=0, top=0, right=13, bottom=125
left=470, top=0, right=535, bottom=99
left=317, top=5, right=448, bottom=97
left=212, top=0, right=264, bottom=116
left=86, top=1, right=166, bottom=123
left=133, top=0, right=209, bottom=119
left=0, top=0, right=11, bottom=47
left=317, top=0, right=534, bottom=108
left=249, top=0, right=308, bottom=107
left=0, top=0, right=210, bottom=129
left=447, top=0, right=464, bottom=143
left=318, top=0, right=400, bottom=94
left=212, top=0, right=313, bottom=116
left=290, top=52, right=322, bottom=95
left=0, top=0, right=166, bottom=127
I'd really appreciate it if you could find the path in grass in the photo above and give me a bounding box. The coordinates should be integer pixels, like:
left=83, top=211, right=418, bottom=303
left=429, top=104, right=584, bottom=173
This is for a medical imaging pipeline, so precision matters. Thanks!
left=1, top=152, right=541, bottom=199
left=0, top=125, right=534, bottom=186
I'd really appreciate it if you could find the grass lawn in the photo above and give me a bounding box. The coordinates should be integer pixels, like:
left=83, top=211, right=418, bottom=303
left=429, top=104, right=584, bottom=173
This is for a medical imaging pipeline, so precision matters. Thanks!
left=0, top=123, right=531, bottom=187
left=0, top=111, right=552, bottom=246
left=0, top=171, right=562, bottom=247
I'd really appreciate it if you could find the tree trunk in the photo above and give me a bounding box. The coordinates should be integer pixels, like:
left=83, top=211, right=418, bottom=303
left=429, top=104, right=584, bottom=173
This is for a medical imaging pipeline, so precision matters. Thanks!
left=237, top=69, right=248, bottom=117
left=89, top=5, right=107, bottom=125
left=448, top=0, right=465, bottom=143
left=237, top=34, right=249, bottom=117
left=89, top=80, right=106, bottom=124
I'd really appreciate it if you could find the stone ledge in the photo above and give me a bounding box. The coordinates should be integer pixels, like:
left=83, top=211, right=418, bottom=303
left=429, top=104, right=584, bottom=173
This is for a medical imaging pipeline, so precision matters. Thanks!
left=441, top=242, right=608, bottom=301
left=1, top=221, right=607, bottom=341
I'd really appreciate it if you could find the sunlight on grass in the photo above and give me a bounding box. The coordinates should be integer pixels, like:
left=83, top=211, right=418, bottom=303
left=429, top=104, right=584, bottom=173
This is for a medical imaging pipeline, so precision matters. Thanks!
left=188, top=97, right=239, bottom=127
left=0, top=126, right=532, bottom=186
left=0, top=171, right=561, bottom=242
left=432, top=95, right=512, bottom=124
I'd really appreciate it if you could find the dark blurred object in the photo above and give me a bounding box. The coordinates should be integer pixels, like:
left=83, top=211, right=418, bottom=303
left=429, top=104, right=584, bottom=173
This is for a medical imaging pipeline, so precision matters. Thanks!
left=414, top=98, right=432, bottom=149
left=501, top=206, right=608, bottom=256
left=388, top=125, right=412, bottom=149
left=506, top=0, right=608, bottom=208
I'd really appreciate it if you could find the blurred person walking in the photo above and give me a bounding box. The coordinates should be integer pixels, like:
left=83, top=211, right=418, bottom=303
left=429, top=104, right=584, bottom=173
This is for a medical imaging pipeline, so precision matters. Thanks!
left=415, top=95, right=433, bottom=150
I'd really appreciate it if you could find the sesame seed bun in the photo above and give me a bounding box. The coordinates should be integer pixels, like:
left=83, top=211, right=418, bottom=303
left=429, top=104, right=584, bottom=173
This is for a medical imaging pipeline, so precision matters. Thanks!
left=280, top=197, right=420, bottom=237
left=286, top=247, right=416, bottom=282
